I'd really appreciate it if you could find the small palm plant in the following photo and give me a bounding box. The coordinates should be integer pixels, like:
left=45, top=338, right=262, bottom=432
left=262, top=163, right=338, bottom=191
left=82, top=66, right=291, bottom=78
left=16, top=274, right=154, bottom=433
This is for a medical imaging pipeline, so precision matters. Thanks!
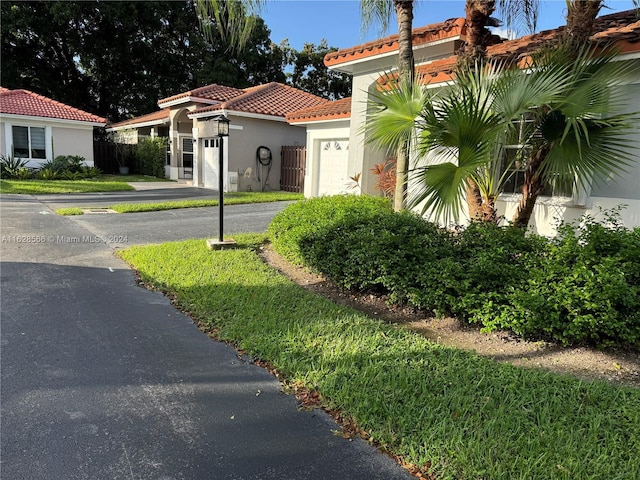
left=365, top=45, right=638, bottom=227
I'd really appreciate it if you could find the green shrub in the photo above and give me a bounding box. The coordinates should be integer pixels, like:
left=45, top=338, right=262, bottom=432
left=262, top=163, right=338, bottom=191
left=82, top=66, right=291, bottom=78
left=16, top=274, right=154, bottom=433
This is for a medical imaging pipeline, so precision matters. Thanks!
left=0, top=154, right=29, bottom=179
left=36, top=167, right=60, bottom=180
left=44, top=155, right=85, bottom=174
left=270, top=198, right=639, bottom=349
left=14, top=167, right=33, bottom=179
left=80, top=165, right=101, bottom=178
left=480, top=211, right=640, bottom=347
left=268, top=195, right=392, bottom=265
left=133, top=137, right=167, bottom=178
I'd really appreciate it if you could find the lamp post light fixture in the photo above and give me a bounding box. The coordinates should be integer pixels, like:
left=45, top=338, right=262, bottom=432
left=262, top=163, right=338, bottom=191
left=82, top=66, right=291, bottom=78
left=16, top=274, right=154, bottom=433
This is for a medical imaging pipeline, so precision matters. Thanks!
left=206, top=114, right=236, bottom=250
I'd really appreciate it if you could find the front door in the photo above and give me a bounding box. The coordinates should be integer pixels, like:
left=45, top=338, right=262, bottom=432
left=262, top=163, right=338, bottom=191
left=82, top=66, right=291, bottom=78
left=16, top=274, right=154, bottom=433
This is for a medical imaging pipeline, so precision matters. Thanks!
left=180, top=136, right=194, bottom=179
left=202, top=138, right=220, bottom=190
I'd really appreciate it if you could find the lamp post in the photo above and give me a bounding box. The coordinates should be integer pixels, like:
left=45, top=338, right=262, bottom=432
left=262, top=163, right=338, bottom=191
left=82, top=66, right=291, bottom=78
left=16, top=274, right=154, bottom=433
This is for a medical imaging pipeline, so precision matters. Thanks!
left=206, top=114, right=236, bottom=250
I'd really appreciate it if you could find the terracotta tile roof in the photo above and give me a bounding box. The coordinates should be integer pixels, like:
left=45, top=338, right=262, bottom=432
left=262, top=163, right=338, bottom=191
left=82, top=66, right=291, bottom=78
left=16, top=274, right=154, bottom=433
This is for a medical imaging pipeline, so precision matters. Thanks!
left=107, top=108, right=170, bottom=129
left=158, top=83, right=245, bottom=105
left=0, top=87, right=106, bottom=124
left=286, top=97, right=352, bottom=123
left=191, top=82, right=328, bottom=118
left=487, top=9, right=640, bottom=61
left=325, top=18, right=467, bottom=67
left=378, top=9, right=640, bottom=87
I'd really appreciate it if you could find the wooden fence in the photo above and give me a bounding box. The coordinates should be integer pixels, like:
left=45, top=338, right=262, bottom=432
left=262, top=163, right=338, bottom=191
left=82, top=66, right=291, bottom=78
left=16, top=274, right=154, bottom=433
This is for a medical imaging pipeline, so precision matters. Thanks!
left=280, top=145, right=306, bottom=193
left=93, top=141, right=119, bottom=173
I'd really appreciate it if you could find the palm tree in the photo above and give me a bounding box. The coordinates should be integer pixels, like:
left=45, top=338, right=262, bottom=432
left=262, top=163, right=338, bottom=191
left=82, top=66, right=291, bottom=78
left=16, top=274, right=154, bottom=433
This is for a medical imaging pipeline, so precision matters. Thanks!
left=365, top=47, right=637, bottom=227
left=196, top=0, right=266, bottom=52
left=361, top=0, right=417, bottom=211
left=563, top=0, right=603, bottom=48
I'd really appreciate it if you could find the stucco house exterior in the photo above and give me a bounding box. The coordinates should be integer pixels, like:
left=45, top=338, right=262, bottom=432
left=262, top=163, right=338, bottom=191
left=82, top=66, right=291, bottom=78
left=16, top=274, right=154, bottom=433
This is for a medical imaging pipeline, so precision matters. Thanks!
left=0, top=87, right=106, bottom=167
left=107, top=82, right=327, bottom=192
left=287, top=10, right=640, bottom=235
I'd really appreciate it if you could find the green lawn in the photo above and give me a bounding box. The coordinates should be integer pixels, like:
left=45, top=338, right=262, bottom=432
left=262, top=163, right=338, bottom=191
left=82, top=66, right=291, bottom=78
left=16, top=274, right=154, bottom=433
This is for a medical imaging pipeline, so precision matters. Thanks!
left=110, top=191, right=303, bottom=213
left=119, top=235, right=640, bottom=480
left=53, top=191, right=303, bottom=215
left=0, top=178, right=136, bottom=194
left=0, top=174, right=167, bottom=194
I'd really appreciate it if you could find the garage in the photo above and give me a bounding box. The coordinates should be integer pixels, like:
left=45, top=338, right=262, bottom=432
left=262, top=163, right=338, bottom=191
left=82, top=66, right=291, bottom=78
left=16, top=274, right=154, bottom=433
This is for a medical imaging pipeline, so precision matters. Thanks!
left=317, top=139, right=349, bottom=196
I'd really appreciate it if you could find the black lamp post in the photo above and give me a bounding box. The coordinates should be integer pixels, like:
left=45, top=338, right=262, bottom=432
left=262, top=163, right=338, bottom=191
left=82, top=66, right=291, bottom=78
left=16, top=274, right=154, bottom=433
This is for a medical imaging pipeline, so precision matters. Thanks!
left=206, top=114, right=235, bottom=250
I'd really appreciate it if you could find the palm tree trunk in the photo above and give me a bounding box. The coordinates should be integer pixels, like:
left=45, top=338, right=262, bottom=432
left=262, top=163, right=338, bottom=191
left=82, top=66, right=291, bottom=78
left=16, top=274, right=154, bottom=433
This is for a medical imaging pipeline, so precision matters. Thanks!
left=458, top=0, right=496, bottom=66
left=563, top=0, right=602, bottom=48
left=393, top=0, right=414, bottom=212
left=514, top=1, right=602, bottom=227
left=459, top=0, right=497, bottom=220
left=465, top=179, right=484, bottom=221
left=511, top=146, right=550, bottom=228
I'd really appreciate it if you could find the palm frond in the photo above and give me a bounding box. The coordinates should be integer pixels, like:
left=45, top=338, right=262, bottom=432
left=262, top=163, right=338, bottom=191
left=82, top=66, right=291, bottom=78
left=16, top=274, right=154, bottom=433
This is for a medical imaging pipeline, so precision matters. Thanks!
left=196, top=0, right=265, bottom=52
left=364, top=77, right=429, bottom=153
left=360, top=0, right=395, bottom=36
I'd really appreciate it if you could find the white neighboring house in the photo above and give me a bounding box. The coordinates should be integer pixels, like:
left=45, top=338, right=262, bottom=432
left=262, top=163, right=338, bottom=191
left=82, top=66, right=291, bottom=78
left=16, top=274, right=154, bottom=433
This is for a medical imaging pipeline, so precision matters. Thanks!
left=0, top=87, right=106, bottom=167
left=288, top=10, right=640, bottom=235
left=106, top=82, right=327, bottom=192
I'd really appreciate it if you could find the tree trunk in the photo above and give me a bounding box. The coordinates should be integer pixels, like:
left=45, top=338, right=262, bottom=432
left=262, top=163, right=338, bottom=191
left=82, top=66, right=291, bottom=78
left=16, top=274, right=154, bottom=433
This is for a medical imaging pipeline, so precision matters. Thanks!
left=465, top=179, right=483, bottom=221
left=393, top=0, right=414, bottom=212
left=511, top=146, right=550, bottom=228
left=459, top=0, right=496, bottom=219
left=513, top=1, right=603, bottom=227
left=458, top=0, right=496, bottom=67
left=563, top=0, right=602, bottom=48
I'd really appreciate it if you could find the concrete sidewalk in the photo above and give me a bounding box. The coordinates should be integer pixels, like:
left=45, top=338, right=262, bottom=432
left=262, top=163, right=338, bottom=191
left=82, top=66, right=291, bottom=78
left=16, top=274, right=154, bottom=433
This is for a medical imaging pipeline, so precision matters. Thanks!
left=128, top=180, right=194, bottom=190
left=0, top=195, right=412, bottom=480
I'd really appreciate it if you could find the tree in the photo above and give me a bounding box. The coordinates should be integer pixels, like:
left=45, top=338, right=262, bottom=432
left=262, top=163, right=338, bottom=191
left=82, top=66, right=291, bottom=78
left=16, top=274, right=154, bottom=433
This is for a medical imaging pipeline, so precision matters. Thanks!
left=196, top=0, right=266, bottom=53
left=360, top=0, right=417, bottom=211
left=365, top=47, right=637, bottom=227
left=289, top=40, right=352, bottom=100
left=1, top=1, right=285, bottom=122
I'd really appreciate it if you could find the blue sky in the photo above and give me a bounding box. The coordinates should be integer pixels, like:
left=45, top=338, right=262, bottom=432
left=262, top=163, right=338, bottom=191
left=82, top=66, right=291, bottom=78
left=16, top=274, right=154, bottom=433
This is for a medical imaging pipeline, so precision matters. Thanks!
left=260, top=0, right=637, bottom=50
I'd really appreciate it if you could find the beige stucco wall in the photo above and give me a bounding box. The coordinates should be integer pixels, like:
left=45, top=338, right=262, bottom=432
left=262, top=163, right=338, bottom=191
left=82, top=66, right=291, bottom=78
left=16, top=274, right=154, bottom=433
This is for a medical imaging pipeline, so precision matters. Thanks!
left=52, top=125, right=95, bottom=164
left=349, top=73, right=388, bottom=196
left=1, top=117, right=95, bottom=166
left=228, top=115, right=306, bottom=190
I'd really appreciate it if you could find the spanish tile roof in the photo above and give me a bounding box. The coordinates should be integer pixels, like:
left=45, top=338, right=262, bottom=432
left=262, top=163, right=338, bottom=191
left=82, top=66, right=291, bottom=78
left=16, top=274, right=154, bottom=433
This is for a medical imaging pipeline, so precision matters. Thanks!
left=107, top=109, right=170, bottom=129
left=158, top=83, right=246, bottom=105
left=190, top=82, right=328, bottom=118
left=286, top=97, right=352, bottom=123
left=311, top=10, right=640, bottom=126
left=0, top=87, right=106, bottom=124
left=380, top=9, right=640, bottom=86
left=325, top=18, right=467, bottom=67
left=488, top=9, right=640, bottom=61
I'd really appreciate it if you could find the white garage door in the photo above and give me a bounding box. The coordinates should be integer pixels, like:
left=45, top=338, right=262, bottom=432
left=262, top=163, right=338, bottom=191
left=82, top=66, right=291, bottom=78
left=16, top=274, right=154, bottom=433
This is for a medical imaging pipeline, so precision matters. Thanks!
left=318, top=139, right=349, bottom=196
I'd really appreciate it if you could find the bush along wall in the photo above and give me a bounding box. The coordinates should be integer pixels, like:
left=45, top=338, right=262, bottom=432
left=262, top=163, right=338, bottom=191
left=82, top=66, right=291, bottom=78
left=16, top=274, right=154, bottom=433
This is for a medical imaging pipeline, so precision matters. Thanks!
left=269, top=196, right=640, bottom=349
left=133, top=137, right=167, bottom=178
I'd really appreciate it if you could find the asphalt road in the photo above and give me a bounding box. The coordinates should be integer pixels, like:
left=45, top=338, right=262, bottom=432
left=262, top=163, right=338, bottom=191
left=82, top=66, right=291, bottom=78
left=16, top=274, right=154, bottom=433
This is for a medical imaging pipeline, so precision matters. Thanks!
left=0, top=192, right=412, bottom=479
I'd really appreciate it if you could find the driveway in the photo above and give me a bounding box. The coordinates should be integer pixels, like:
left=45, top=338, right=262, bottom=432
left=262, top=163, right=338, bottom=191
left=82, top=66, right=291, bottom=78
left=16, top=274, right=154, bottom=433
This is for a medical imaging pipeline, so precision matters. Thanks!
left=0, top=193, right=412, bottom=479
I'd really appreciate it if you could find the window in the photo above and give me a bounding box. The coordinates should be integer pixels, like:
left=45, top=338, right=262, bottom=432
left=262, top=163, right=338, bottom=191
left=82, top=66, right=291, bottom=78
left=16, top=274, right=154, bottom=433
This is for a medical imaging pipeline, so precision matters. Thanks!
left=12, top=126, right=46, bottom=159
left=500, top=116, right=572, bottom=197
left=181, top=137, right=194, bottom=168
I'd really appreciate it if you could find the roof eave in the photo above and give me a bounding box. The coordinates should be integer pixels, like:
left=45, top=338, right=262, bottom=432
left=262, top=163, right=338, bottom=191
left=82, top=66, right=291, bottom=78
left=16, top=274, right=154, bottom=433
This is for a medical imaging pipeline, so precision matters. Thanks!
left=158, top=96, right=221, bottom=108
left=106, top=118, right=170, bottom=132
left=0, top=112, right=106, bottom=127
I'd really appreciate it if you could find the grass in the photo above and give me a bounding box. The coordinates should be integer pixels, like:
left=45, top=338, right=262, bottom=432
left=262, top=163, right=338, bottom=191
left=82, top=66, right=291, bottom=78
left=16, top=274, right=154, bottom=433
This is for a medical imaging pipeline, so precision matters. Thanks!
left=119, top=235, right=640, bottom=480
left=0, top=178, right=135, bottom=194
left=55, top=191, right=302, bottom=215
left=55, top=207, right=84, bottom=216
left=0, top=174, right=168, bottom=194
left=108, top=191, right=303, bottom=213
